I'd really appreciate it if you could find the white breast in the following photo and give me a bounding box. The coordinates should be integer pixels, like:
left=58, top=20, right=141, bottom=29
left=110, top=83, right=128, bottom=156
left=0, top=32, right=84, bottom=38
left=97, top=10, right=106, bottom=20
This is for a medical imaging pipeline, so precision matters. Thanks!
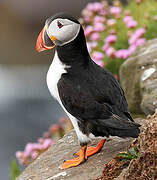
left=46, top=51, right=91, bottom=144
left=46, top=51, right=67, bottom=102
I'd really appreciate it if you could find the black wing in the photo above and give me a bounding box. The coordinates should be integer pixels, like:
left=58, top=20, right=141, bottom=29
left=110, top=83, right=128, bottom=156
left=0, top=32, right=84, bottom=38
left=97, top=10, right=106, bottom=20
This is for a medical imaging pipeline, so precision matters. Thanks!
left=58, top=68, right=140, bottom=138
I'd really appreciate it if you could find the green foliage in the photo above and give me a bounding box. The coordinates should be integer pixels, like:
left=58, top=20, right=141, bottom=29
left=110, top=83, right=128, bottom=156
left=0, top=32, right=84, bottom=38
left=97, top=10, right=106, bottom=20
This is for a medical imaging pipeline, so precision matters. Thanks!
left=106, top=58, right=124, bottom=75
left=116, top=146, right=139, bottom=161
left=9, top=160, right=21, bottom=180
left=127, top=0, right=157, bottom=40
left=145, top=20, right=157, bottom=40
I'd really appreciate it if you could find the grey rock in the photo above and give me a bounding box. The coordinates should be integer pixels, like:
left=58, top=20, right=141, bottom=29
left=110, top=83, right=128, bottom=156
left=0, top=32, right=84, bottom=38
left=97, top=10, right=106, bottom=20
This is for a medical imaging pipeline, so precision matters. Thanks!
left=120, top=38, right=157, bottom=115
left=17, top=130, right=134, bottom=180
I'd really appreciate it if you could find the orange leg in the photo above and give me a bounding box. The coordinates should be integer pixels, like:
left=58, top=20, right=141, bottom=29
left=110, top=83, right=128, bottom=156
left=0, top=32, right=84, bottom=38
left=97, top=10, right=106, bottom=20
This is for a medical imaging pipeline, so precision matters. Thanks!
left=74, top=139, right=106, bottom=158
left=61, top=145, right=87, bottom=169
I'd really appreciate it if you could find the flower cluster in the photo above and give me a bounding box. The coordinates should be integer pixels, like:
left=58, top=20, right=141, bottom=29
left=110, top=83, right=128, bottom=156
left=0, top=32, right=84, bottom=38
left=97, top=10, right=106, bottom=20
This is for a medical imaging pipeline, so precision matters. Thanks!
left=115, top=27, right=146, bottom=59
left=16, top=117, right=72, bottom=166
left=124, top=15, right=137, bottom=28
left=81, top=0, right=157, bottom=75
left=16, top=139, right=54, bottom=166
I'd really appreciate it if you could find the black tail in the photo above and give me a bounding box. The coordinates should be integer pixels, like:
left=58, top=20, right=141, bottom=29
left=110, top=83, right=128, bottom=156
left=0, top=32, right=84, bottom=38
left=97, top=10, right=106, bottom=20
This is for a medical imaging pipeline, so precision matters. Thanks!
left=107, top=126, right=140, bottom=138
left=91, top=114, right=141, bottom=138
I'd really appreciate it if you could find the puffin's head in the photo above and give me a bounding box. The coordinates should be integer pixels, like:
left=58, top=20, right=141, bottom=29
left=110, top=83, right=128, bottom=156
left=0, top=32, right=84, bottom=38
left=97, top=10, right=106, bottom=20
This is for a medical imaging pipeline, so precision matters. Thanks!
left=36, top=13, right=81, bottom=52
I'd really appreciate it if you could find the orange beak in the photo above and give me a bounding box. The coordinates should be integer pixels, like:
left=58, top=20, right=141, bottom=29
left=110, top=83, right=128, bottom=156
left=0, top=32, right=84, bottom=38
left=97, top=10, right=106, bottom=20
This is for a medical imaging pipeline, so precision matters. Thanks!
left=36, top=26, right=56, bottom=52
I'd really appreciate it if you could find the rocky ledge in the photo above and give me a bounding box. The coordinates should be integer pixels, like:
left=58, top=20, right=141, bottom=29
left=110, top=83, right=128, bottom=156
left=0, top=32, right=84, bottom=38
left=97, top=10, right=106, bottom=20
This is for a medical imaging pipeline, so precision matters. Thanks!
left=120, top=38, right=157, bottom=115
left=17, top=119, right=144, bottom=180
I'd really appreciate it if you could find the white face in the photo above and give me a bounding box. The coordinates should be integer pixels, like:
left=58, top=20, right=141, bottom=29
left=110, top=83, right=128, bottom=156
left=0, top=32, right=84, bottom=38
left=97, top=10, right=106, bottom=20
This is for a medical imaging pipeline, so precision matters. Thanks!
left=47, top=18, right=81, bottom=46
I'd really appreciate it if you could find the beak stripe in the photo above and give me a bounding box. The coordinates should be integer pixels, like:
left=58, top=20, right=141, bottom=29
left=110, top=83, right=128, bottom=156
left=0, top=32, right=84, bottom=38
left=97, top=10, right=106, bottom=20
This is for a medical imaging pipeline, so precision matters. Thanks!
left=50, top=36, right=56, bottom=41
left=36, top=25, right=56, bottom=52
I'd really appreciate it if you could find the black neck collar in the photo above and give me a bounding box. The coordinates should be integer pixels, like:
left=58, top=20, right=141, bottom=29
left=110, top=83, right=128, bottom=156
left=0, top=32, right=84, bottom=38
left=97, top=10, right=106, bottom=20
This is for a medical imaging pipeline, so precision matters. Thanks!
left=56, top=26, right=90, bottom=66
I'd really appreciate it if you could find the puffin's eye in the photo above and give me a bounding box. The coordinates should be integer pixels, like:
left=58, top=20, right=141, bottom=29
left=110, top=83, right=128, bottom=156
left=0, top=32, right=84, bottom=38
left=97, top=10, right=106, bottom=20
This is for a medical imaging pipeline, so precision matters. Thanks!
left=57, top=21, right=63, bottom=29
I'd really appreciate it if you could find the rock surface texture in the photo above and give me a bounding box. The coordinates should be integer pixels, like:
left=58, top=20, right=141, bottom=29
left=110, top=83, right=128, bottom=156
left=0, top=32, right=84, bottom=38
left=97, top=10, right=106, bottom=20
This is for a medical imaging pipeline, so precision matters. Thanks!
left=116, top=112, right=157, bottom=180
left=120, top=38, right=157, bottom=115
left=17, top=131, right=135, bottom=180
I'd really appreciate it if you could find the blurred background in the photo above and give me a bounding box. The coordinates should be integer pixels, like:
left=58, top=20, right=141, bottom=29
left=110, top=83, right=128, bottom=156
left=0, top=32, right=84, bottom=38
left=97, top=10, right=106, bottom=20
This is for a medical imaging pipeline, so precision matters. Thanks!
left=0, top=0, right=96, bottom=179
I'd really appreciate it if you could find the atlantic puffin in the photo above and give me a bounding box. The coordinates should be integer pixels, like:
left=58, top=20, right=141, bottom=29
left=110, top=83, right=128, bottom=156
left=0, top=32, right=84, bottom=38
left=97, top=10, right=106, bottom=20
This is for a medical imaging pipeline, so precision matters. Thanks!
left=36, top=12, right=140, bottom=169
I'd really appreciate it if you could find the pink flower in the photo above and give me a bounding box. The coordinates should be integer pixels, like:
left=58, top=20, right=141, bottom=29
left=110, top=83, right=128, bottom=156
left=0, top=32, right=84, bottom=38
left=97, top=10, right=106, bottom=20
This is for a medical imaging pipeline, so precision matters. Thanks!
left=107, top=19, right=116, bottom=26
left=110, top=6, right=121, bottom=16
left=84, top=25, right=93, bottom=37
left=115, top=50, right=123, bottom=58
left=86, top=3, right=95, bottom=11
left=82, top=9, right=92, bottom=23
left=123, top=16, right=133, bottom=24
left=122, top=50, right=131, bottom=59
left=90, top=32, right=100, bottom=41
left=31, top=151, right=39, bottom=160
left=128, top=28, right=146, bottom=45
left=129, top=35, right=136, bottom=45
left=25, top=143, right=33, bottom=155
left=92, top=2, right=102, bottom=12
left=86, top=2, right=102, bottom=12
left=105, top=35, right=117, bottom=44
left=32, top=143, right=42, bottom=150
left=115, top=49, right=131, bottom=59
left=42, top=139, right=53, bottom=149
left=49, top=124, right=62, bottom=133
left=128, top=44, right=137, bottom=54
left=136, top=38, right=146, bottom=47
left=90, top=42, right=98, bottom=48
left=102, top=43, right=110, bottom=51
left=94, top=16, right=105, bottom=23
left=38, top=138, right=44, bottom=144
left=134, top=28, right=146, bottom=38
left=16, top=151, right=23, bottom=159
left=23, top=151, right=31, bottom=158
left=92, top=51, right=104, bottom=61
left=94, top=22, right=105, bottom=32
left=83, top=16, right=91, bottom=23
left=106, top=47, right=116, bottom=57
left=127, top=20, right=137, bottom=28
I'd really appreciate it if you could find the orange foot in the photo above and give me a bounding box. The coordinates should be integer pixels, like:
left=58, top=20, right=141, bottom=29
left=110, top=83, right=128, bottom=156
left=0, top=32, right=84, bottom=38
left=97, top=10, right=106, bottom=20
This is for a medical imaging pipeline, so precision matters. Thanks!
left=61, top=145, right=87, bottom=169
left=74, top=139, right=106, bottom=158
